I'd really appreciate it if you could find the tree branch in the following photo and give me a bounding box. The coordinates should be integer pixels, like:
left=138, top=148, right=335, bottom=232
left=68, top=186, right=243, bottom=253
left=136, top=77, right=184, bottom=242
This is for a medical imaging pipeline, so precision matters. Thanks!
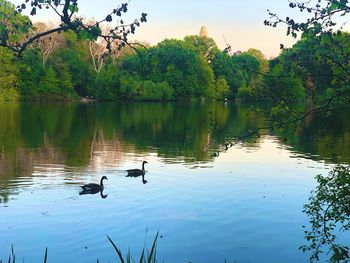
left=17, top=25, right=72, bottom=57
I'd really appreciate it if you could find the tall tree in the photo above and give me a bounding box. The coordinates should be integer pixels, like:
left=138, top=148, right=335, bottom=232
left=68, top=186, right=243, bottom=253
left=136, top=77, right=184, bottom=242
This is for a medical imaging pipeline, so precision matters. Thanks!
left=0, top=46, right=20, bottom=100
left=33, top=22, right=65, bottom=68
left=265, top=0, right=350, bottom=105
left=184, top=35, right=220, bottom=63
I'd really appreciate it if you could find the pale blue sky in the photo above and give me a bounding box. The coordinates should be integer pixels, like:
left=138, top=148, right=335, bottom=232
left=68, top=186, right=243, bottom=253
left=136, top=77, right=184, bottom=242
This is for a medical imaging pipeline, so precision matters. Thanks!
left=8, top=0, right=330, bottom=57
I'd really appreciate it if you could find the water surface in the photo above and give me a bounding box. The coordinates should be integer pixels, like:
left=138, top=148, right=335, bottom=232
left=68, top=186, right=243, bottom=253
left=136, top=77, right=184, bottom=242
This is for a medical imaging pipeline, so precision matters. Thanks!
left=0, top=102, right=349, bottom=262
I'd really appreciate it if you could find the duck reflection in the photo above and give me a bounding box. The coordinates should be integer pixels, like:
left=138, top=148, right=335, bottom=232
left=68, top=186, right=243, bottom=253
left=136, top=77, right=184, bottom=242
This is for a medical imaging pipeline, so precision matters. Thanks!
left=126, top=172, right=148, bottom=184
left=126, top=161, right=148, bottom=184
left=126, top=174, right=148, bottom=184
left=79, top=187, right=108, bottom=199
left=79, top=176, right=108, bottom=199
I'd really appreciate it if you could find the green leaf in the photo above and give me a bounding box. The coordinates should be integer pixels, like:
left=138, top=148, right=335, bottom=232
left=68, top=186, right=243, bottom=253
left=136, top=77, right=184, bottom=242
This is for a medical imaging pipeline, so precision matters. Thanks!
left=68, top=4, right=79, bottom=13
left=148, top=231, right=159, bottom=262
left=30, top=7, right=36, bottom=16
left=9, top=35, right=20, bottom=42
left=107, top=235, right=125, bottom=263
left=43, top=247, right=48, bottom=263
left=90, top=26, right=102, bottom=38
left=79, top=30, right=93, bottom=40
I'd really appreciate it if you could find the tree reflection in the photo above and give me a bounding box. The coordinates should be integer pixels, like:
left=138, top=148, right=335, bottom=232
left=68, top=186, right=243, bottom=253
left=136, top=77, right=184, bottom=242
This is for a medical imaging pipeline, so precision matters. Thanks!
left=274, top=109, right=350, bottom=164
left=300, top=165, right=350, bottom=262
left=0, top=102, right=350, bottom=204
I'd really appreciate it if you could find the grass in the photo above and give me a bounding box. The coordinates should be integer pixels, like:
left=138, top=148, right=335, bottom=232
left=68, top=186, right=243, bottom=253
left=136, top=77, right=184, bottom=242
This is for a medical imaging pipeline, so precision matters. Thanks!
left=0, top=246, right=47, bottom=263
left=106, top=231, right=159, bottom=263
left=2, top=234, right=236, bottom=262
left=1, top=234, right=158, bottom=263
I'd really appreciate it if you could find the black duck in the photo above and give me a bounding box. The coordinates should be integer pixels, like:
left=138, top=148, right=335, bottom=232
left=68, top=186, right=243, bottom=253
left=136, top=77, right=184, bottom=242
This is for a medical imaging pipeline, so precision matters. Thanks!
left=126, top=161, right=148, bottom=177
left=80, top=176, right=107, bottom=192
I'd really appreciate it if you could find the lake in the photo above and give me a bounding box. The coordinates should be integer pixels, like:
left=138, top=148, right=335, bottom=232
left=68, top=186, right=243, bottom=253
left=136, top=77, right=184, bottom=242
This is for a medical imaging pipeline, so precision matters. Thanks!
left=0, top=102, right=349, bottom=262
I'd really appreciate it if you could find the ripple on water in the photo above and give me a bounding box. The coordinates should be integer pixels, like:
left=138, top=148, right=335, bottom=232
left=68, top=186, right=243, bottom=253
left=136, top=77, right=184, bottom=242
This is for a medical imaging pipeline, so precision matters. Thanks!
left=0, top=103, right=349, bottom=262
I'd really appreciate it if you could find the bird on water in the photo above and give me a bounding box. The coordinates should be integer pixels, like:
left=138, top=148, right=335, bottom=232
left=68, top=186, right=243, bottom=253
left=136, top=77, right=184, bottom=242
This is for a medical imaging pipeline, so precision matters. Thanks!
left=126, top=161, right=148, bottom=177
left=80, top=176, right=108, bottom=192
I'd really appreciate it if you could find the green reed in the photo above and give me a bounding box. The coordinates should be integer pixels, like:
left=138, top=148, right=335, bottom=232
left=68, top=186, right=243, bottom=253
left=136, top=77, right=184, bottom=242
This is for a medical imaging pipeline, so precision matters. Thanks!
left=2, top=233, right=235, bottom=262
left=106, top=231, right=159, bottom=263
left=1, top=246, right=47, bottom=263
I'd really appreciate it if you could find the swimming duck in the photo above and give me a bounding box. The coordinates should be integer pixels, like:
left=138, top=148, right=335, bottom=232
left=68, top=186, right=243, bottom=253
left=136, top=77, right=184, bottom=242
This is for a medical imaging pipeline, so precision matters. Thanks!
left=80, top=176, right=108, bottom=192
left=126, top=161, right=148, bottom=177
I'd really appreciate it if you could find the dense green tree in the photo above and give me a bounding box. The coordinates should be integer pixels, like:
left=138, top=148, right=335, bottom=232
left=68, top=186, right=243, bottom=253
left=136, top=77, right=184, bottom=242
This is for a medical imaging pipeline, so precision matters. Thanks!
left=18, top=49, right=44, bottom=98
left=246, top=48, right=269, bottom=75
left=211, top=52, right=243, bottom=95
left=267, top=36, right=333, bottom=101
left=262, top=63, right=305, bottom=103
left=245, top=48, right=269, bottom=90
left=184, top=35, right=220, bottom=63
left=150, top=39, right=216, bottom=98
left=119, top=39, right=217, bottom=100
left=0, top=0, right=33, bottom=50
left=119, top=74, right=140, bottom=100
left=138, top=80, right=174, bottom=100
left=119, top=74, right=174, bottom=101
left=232, top=54, right=260, bottom=89
left=92, top=63, right=120, bottom=100
left=59, top=31, right=95, bottom=96
left=266, top=0, right=350, bottom=106
left=214, top=76, right=230, bottom=99
left=0, top=47, right=20, bottom=101
left=38, top=66, right=60, bottom=95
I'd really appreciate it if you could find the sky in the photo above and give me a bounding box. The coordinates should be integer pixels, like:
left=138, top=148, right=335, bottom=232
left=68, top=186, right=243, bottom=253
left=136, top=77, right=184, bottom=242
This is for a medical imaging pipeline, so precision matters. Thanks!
left=7, top=0, right=331, bottom=58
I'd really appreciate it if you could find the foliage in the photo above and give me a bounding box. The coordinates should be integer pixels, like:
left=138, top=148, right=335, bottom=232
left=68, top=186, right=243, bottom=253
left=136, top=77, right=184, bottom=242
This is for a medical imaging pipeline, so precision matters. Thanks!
left=300, top=165, right=350, bottom=262
left=237, top=86, right=255, bottom=101
left=5, top=0, right=350, bottom=102
left=18, top=49, right=44, bottom=98
left=231, top=53, right=260, bottom=90
left=58, top=31, right=95, bottom=97
left=119, top=39, right=218, bottom=99
left=264, top=33, right=349, bottom=102
left=184, top=34, right=220, bottom=63
left=0, top=0, right=147, bottom=57
left=214, top=76, right=231, bottom=99
left=246, top=48, right=269, bottom=75
left=211, top=52, right=245, bottom=95
left=149, top=39, right=216, bottom=98
left=265, top=0, right=350, bottom=107
left=262, top=65, right=305, bottom=103
left=0, top=0, right=32, bottom=49
left=119, top=75, right=174, bottom=101
left=266, top=0, right=350, bottom=38
left=118, top=74, right=140, bottom=100
left=0, top=47, right=20, bottom=101
left=140, top=80, right=174, bottom=100
left=269, top=101, right=298, bottom=124
left=92, top=63, right=119, bottom=100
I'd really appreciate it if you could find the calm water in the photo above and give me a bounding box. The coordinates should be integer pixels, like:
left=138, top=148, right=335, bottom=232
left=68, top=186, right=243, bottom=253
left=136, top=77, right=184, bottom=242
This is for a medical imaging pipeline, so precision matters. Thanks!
left=0, top=102, right=349, bottom=262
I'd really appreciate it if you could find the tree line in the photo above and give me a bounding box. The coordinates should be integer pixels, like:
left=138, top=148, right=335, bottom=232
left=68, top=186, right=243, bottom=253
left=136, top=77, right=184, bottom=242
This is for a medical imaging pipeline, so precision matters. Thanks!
left=0, top=0, right=349, bottom=103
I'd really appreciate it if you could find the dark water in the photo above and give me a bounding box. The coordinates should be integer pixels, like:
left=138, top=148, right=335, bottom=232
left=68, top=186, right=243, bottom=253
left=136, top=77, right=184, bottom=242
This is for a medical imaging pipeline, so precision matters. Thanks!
left=0, top=102, right=349, bottom=262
